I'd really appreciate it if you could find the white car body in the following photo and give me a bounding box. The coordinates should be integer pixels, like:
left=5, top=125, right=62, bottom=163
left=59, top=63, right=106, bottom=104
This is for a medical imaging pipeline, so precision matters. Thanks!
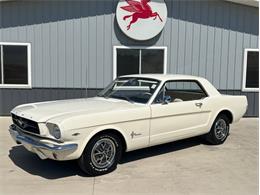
left=9, top=74, right=248, bottom=161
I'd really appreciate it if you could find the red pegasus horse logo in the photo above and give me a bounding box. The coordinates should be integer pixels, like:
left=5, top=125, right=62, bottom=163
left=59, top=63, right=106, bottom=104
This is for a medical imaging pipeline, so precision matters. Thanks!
left=121, top=0, right=163, bottom=30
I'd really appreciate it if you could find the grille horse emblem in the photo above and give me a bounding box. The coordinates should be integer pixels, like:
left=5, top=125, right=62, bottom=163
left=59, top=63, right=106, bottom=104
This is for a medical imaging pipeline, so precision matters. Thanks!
left=121, top=0, right=163, bottom=30
left=17, top=119, right=24, bottom=127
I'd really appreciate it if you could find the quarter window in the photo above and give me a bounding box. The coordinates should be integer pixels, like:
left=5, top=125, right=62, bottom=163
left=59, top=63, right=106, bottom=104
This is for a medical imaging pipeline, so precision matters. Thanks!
left=154, top=80, right=207, bottom=104
left=114, top=47, right=166, bottom=78
left=0, top=43, right=31, bottom=87
left=242, top=49, right=259, bottom=91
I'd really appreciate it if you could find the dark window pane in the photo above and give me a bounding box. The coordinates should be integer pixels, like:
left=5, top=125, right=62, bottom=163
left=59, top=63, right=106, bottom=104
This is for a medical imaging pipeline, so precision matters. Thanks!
left=246, top=51, right=259, bottom=88
left=117, top=49, right=139, bottom=77
left=141, top=49, right=164, bottom=74
left=0, top=47, right=2, bottom=84
left=3, top=45, right=28, bottom=84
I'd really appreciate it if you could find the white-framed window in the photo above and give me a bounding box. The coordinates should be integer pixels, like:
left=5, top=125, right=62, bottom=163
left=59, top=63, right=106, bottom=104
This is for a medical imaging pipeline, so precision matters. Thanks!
left=0, top=42, right=31, bottom=88
left=113, top=46, right=167, bottom=79
left=242, top=48, right=259, bottom=92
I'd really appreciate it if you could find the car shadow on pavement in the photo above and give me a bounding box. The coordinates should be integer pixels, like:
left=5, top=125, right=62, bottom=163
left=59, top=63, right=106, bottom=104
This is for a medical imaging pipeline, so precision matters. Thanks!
left=119, top=136, right=203, bottom=164
left=8, top=146, right=85, bottom=179
left=8, top=136, right=203, bottom=179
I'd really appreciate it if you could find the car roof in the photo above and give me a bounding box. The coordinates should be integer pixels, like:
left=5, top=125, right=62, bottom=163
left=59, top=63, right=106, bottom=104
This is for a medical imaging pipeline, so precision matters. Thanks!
left=119, top=74, right=204, bottom=82
left=119, top=74, right=220, bottom=96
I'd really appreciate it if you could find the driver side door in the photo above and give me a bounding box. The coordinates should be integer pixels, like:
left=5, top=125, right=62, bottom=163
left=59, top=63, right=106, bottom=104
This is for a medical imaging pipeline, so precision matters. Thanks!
left=149, top=80, right=210, bottom=146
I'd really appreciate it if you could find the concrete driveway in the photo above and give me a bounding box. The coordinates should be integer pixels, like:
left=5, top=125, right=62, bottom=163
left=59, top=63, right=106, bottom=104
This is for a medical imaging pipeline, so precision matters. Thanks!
left=0, top=117, right=258, bottom=195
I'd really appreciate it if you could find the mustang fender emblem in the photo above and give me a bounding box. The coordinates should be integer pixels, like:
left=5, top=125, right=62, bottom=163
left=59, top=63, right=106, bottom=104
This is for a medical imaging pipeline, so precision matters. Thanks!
left=130, top=131, right=142, bottom=139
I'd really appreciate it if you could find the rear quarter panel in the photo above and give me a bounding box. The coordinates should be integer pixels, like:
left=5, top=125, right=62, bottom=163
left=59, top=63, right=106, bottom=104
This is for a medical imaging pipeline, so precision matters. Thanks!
left=203, top=95, right=248, bottom=132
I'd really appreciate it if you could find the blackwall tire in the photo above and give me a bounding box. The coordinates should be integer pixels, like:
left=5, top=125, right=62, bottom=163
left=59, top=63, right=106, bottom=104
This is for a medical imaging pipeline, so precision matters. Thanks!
left=205, top=114, right=230, bottom=145
left=78, top=133, right=122, bottom=176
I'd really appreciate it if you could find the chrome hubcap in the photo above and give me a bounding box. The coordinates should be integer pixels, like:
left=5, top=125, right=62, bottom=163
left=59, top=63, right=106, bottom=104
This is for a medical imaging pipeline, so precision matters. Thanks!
left=91, top=138, right=116, bottom=169
left=214, top=119, right=228, bottom=140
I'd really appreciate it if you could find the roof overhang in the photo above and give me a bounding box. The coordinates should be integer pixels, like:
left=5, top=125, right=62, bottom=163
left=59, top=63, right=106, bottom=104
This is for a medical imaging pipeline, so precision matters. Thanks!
left=225, top=0, right=259, bottom=7
left=0, top=0, right=259, bottom=8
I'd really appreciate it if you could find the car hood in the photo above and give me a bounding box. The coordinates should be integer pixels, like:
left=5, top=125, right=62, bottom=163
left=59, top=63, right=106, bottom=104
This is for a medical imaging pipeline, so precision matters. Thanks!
left=11, top=97, right=140, bottom=123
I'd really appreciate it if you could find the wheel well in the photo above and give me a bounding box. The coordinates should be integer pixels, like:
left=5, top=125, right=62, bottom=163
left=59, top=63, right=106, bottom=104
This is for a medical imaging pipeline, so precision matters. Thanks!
left=92, top=129, right=127, bottom=152
left=218, top=110, right=233, bottom=123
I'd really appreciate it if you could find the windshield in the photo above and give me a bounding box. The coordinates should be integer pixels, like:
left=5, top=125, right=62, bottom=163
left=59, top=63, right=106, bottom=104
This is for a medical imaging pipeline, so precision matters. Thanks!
left=97, top=77, right=160, bottom=104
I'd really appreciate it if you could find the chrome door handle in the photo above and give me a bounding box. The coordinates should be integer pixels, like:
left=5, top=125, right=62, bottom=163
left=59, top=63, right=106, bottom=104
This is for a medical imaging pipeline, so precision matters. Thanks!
left=195, top=102, right=203, bottom=108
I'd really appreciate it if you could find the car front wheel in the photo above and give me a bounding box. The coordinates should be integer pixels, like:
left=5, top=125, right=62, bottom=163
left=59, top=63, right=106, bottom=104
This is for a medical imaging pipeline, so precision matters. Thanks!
left=205, top=114, right=230, bottom=145
left=78, top=133, right=122, bottom=176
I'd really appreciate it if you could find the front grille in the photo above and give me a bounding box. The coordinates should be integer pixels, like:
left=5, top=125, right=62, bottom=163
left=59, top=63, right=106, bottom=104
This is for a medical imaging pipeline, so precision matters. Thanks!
left=12, top=114, right=40, bottom=135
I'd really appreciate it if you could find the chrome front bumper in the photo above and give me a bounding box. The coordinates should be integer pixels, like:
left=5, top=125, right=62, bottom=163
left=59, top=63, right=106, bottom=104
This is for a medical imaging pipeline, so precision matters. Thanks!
left=9, top=124, right=78, bottom=160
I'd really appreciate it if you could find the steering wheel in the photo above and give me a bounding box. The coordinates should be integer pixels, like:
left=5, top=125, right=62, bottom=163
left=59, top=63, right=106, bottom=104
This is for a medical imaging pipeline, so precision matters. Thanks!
left=142, top=92, right=152, bottom=97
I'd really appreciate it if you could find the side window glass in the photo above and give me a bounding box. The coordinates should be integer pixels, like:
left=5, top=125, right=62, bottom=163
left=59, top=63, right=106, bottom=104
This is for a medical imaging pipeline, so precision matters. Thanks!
left=154, top=80, right=207, bottom=104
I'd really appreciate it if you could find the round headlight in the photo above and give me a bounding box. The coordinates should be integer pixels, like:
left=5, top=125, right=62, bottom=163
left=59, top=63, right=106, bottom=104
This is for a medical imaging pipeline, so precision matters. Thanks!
left=47, top=123, right=61, bottom=139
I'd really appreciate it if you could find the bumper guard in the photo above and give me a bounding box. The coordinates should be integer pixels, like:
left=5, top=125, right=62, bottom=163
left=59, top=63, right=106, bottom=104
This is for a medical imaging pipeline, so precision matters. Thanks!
left=9, top=124, right=78, bottom=160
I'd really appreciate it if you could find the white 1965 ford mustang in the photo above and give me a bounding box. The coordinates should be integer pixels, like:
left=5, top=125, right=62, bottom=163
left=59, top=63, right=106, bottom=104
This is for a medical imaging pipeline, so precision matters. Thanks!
left=9, top=74, right=248, bottom=176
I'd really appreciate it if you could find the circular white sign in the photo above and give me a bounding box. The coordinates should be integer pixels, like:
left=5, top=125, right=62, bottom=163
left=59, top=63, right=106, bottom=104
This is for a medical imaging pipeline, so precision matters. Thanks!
left=116, top=0, right=167, bottom=41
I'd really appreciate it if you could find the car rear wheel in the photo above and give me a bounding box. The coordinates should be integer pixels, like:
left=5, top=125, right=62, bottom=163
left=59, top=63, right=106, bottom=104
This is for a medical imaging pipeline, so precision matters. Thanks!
left=205, top=114, right=230, bottom=145
left=78, top=133, right=122, bottom=176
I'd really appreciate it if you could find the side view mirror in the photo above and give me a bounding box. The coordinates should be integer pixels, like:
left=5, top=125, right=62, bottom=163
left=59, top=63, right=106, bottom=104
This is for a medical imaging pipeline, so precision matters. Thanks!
left=162, top=95, right=172, bottom=104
